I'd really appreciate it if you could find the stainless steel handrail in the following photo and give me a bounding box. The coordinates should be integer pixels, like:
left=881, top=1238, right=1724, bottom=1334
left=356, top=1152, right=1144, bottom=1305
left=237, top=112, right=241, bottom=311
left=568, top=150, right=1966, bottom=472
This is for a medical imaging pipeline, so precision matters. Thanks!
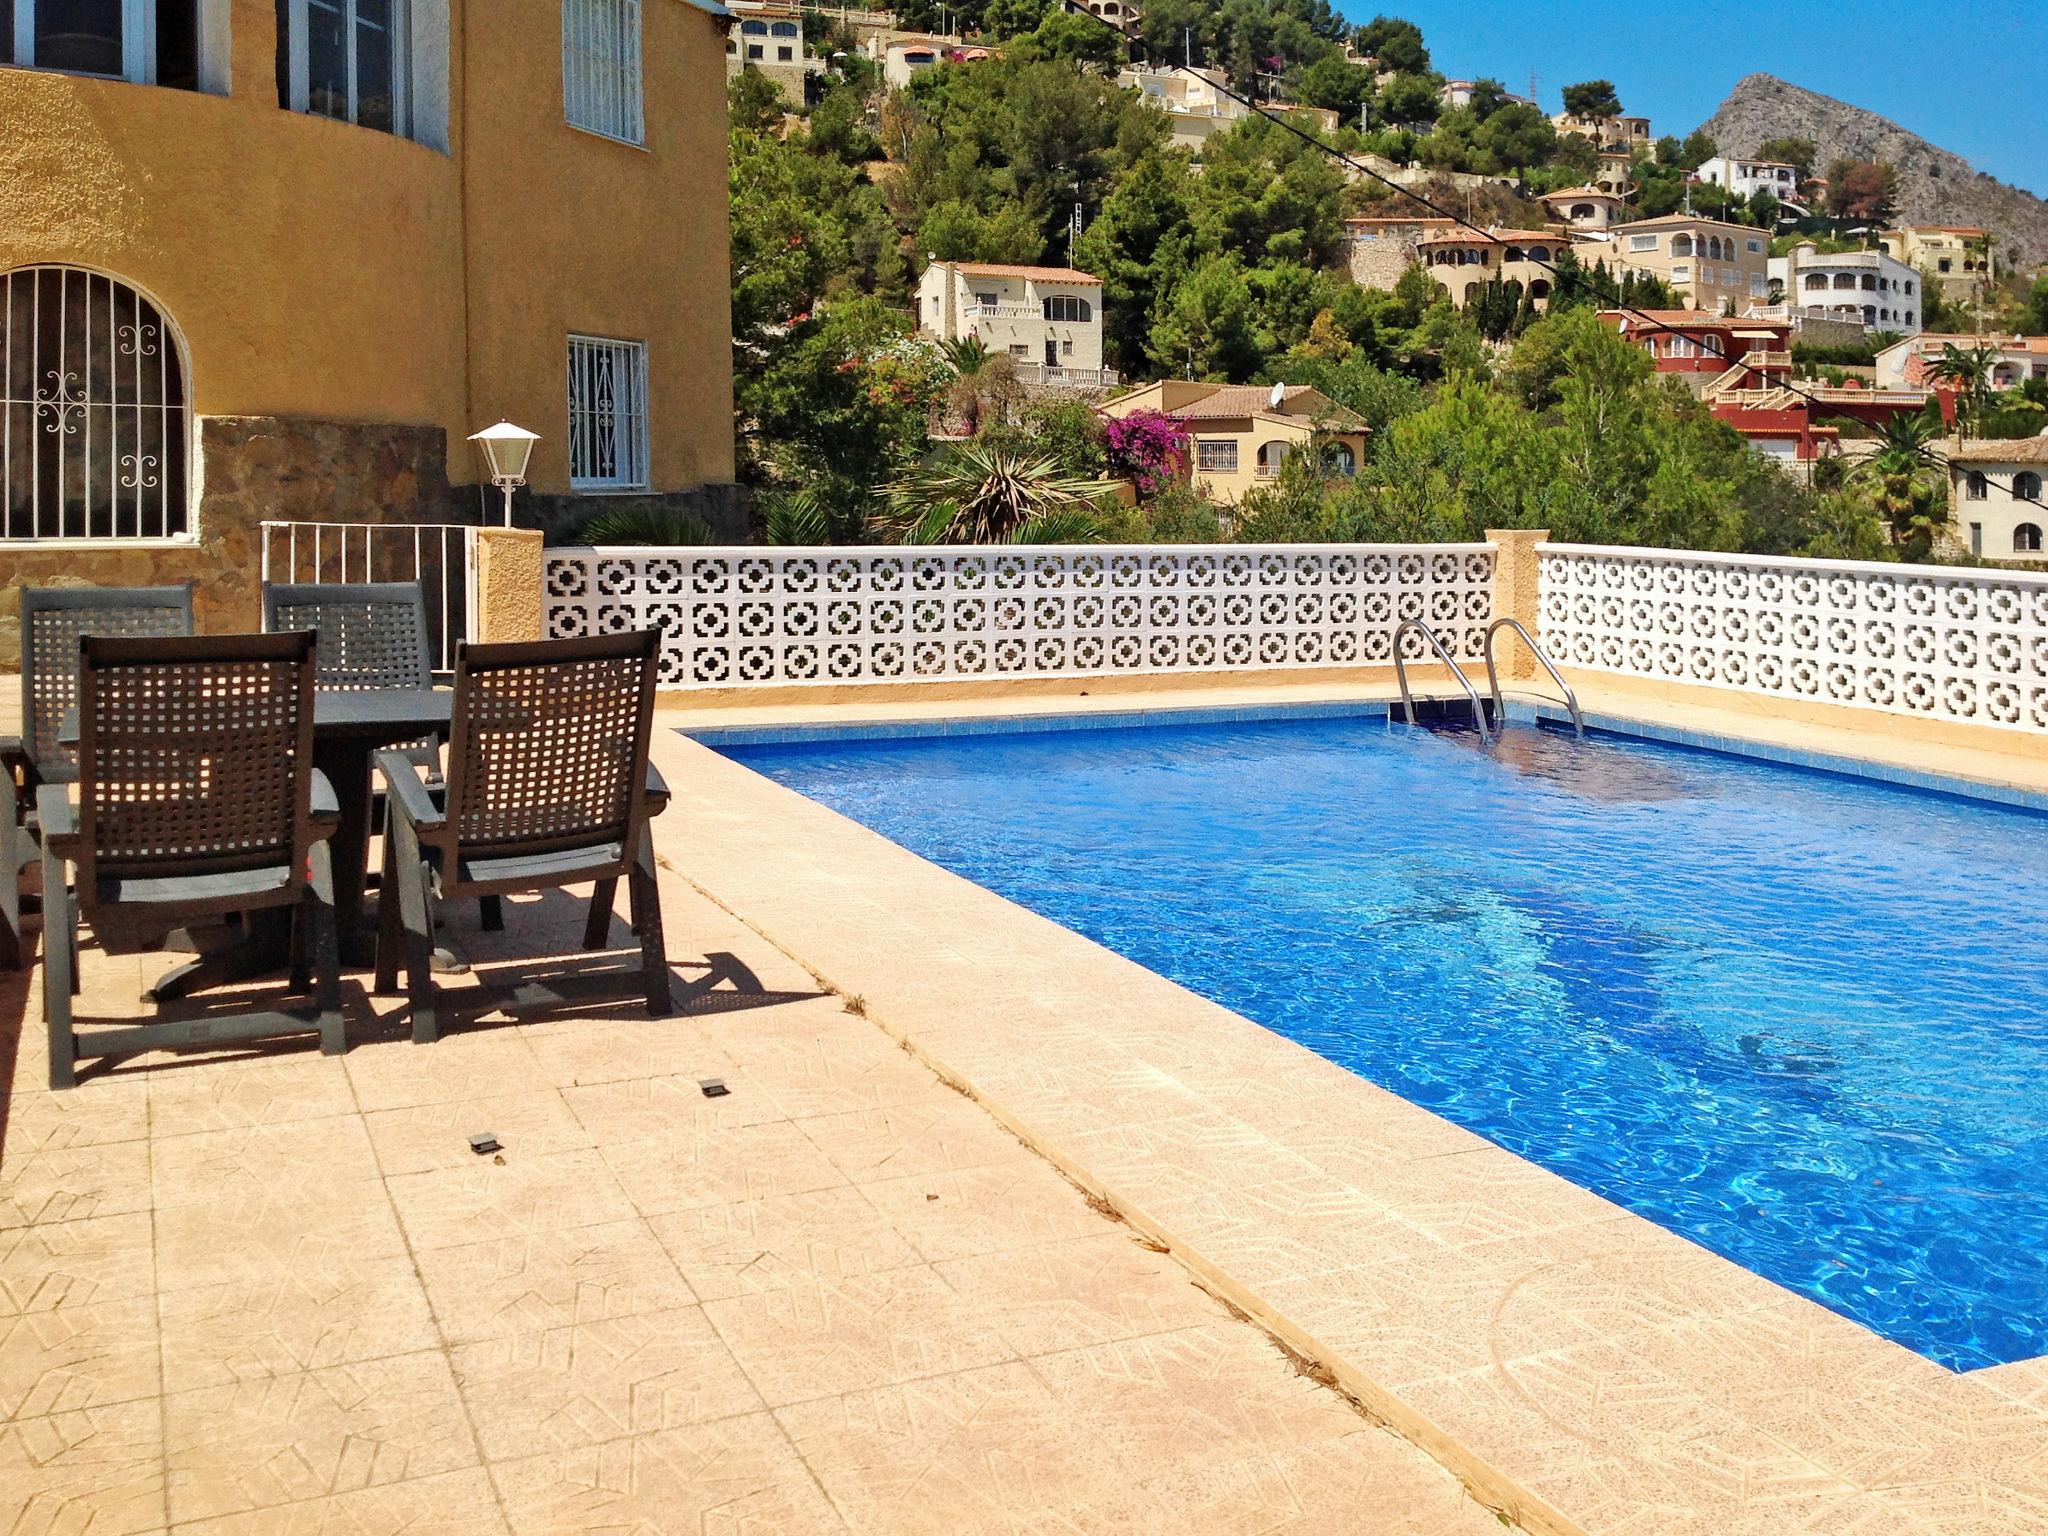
left=1482, top=617, right=1584, bottom=737
left=1391, top=620, right=1490, bottom=743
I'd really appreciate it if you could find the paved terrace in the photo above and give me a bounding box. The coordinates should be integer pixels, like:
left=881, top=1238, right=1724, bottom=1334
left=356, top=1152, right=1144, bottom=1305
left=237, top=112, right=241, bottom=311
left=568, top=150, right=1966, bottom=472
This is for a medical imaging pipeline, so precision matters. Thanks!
left=8, top=680, right=2048, bottom=1535
left=0, top=727, right=1502, bottom=1533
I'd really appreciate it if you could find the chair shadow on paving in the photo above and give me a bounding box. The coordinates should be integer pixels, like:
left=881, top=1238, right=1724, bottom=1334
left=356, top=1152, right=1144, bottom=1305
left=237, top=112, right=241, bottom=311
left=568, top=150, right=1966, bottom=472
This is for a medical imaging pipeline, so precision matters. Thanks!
left=0, top=883, right=827, bottom=1094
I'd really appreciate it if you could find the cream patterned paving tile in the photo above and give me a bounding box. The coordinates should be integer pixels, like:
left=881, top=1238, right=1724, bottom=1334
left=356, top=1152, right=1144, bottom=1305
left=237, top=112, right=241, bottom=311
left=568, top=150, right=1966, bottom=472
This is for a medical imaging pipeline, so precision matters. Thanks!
left=793, top=1097, right=1024, bottom=1186
left=385, top=1147, right=639, bottom=1253
left=936, top=1231, right=1231, bottom=1359
left=646, top=1185, right=921, bottom=1304
left=147, top=1117, right=381, bottom=1211
left=0, top=1398, right=166, bottom=1536
left=362, top=1090, right=592, bottom=1177
left=344, top=1031, right=553, bottom=1115
left=0, top=1298, right=161, bottom=1419
left=0, top=1137, right=154, bottom=1230
left=162, top=1351, right=478, bottom=1525
left=855, top=1161, right=1115, bottom=1266
left=157, top=1253, right=441, bottom=1390
left=516, top=1014, right=730, bottom=1090
left=701, top=1263, right=1018, bottom=1408
left=164, top=1467, right=509, bottom=1535
left=558, top=1069, right=790, bottom=1144
left=153, top=1187, right=406, bottom=1294
left=597, top=1115, right=850, bottom=1218
left=144, top=1056, right=358, bottom=1136
left=413, top=1218, right=695, bottom=1346
left=449, top=1306, right=763, bottom=1462
left=1, top=1081, right=150, bottom=1153
left=0, top=1211, right=156, bottom=1314
left=487, top=1414, right=848, bottom=1535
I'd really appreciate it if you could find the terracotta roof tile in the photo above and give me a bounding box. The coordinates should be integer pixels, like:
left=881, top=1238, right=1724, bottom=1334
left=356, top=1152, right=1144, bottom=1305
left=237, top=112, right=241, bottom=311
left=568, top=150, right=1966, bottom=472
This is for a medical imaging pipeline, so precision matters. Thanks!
left=1951, top=436, right=2048, bottom=465
left=947, top=262, right=1103, bottom=285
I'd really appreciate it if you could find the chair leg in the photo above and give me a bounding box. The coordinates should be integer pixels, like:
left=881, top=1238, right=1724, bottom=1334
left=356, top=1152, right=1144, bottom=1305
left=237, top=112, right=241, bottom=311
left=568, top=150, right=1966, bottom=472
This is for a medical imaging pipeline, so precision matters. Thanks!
left=0, top=819, right=26, bottom=973
left=629, top=841, right=671, bottom=1017
left=287, top=905, right=310, bottom=995
left=393, top=819, right=438, bottom=1045
left=306, top=840, right=346, bottom=1057
left=479, top=895, right=503, bottom=932
left=583, top=878, right=617, bottom=950
left=42, top=841, right=75, bottom=1090
left=374, top=814, right=401, bottom=996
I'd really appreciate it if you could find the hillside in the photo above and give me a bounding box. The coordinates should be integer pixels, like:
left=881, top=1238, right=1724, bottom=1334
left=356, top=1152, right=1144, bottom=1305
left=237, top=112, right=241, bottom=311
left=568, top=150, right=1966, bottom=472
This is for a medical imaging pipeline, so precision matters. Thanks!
left=1699, top=74, right=2048, bottom=268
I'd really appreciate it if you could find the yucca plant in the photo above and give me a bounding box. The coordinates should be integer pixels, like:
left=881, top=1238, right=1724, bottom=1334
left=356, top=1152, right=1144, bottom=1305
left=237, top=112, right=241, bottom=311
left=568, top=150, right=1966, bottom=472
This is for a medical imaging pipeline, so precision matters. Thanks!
left=884, top=443, right=1110, bottom=544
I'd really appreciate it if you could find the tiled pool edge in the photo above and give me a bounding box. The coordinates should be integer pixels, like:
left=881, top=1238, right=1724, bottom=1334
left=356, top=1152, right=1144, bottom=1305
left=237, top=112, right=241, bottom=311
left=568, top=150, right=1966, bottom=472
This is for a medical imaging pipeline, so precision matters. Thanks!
left=681, top=697, right=2048, bottom=814
left=648, top=726, right=2048, bottom=1536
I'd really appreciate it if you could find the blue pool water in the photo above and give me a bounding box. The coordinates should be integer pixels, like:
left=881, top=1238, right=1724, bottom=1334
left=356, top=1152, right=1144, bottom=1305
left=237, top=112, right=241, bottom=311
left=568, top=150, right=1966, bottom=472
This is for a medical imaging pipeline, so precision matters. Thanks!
left=719, top=715, right=2048, bottom=1371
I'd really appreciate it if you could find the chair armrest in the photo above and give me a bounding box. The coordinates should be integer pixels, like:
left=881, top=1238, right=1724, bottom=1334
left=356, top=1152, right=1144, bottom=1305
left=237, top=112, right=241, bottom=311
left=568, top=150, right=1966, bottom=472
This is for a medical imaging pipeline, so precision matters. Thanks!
left=376, top=749, right=446, bottom=833
left=308, top=768, right=340, bottom=835
left=0, top=736, right=31, bottom=820
left=35, top=784, right=78, bottom=854
left=643, top=762, right=671, bottom=817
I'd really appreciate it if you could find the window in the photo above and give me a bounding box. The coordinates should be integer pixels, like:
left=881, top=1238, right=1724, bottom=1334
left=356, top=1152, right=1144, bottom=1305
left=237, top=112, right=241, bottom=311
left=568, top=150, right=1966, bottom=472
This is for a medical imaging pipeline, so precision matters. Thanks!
left=746, top=43, right=760, bottom=56
left=972, top=291, right=997, bottom=309
left=770, top=19, right=796, bottom=34
left=1195, top=439, right=1237, bottom=472
left=739, top=18, right=764, bottom=30
left=1966, top=471, right=1988, bottom=501
left=1670, top=264, right=1691, bottom=283
left=2017, top=472, right=2043, bottom=501
left=7, top=0, right=199, bottom=87
left=2017, top=524, right=2044, bottom=554
left=1804, top=274, right=1827, bottom=291
left=563, top=0, right=642, bottom=145
left=1629, top=235, right=1658, bottom=252
left=1323, top=441, right=1356, bottom=476
left=1669, top=235, right=1693, bottom=257
left=1, top=266, right=191, bottom=540
left=1526, top=246, right=1550, bottom=262
left=1905, top=280, right=1915, bottom=295
left=1938, top=258, right=1953, bottom=273
left=1042, top=294, right=1092, bottom=323
left=1905, top=311, right=1915, bottom=327
left=1254, top=441, right=1288, bottom=479
left=1969, top=522, right=1982, bottom=555
left=277, top=0, right=404, bottom=134
left=1750, top=275, right=1766, bottom=297
left=1746, top=239, right=1763, bottom=254
left=567, top=336, right=648, bottom=491
left=776, top=45, right=791, bottom=59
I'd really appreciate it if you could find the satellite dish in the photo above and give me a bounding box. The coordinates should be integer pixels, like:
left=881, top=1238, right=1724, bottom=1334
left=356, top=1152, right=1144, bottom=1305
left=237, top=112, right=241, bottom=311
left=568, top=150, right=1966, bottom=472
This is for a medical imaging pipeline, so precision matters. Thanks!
left=1269, top=381, right=1287, bottom=409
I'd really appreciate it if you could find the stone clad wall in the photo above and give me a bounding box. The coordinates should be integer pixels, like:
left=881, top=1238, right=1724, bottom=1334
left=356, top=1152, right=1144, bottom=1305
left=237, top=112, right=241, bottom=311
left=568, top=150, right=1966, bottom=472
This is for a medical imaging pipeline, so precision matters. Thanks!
left=0, top=415, right=467, bottom=665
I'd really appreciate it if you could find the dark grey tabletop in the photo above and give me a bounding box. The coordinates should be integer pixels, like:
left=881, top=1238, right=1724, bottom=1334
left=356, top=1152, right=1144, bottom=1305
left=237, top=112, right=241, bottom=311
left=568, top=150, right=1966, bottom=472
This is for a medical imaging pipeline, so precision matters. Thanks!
left=60, top=687, right=452, bottom=747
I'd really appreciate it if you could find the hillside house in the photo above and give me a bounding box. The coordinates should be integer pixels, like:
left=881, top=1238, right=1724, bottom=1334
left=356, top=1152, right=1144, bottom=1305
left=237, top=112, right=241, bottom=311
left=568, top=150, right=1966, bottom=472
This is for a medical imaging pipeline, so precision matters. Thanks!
left=1097, top=382, right=1368, bottom=503
left=916, top=261, right=1116, bottom=389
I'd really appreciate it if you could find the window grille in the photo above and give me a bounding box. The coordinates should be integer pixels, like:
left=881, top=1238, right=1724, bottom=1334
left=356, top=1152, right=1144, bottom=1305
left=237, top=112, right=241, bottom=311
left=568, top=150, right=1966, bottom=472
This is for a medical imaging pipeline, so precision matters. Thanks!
left=1195, top=439, right=1237, bottom=472
left=568, top=336, right=648, bottom=491
left=563, top=0, right=643, bottom=144
left=1, top=267, right=191, bottom=541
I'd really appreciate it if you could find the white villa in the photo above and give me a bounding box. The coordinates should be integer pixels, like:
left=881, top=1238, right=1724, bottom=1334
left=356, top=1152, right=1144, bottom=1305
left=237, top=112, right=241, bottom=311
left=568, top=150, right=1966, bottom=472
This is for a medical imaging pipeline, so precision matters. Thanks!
left=915, top=260, right=1116, bottom=389
left=1947, top=436, right=2048, bottom=563
left=1697, top=156, right=1805, bottom=211
left=1539, top=186, right=1628, bottom=232
left=1875, top=333, right=2048, bottom=391
left=1769, top=244, right=1923, bottom=335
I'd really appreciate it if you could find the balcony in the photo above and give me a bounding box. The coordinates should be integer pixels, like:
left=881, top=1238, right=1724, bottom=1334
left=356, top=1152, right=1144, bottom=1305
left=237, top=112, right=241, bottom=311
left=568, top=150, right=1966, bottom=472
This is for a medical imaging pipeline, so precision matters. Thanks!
left=1012, top=363, right=1121, bottom=391
left=963, top=301, right=1040, bottom=321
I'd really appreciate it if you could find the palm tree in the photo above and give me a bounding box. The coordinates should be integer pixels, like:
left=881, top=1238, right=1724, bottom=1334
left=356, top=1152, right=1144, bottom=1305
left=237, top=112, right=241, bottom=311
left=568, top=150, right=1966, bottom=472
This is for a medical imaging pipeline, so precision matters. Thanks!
left=577, top=505, right=717, bottom=545
left=1850, top=409, right=1946, bottom=560
left=937, top=337, right=1023, bottom=437
left=883, top=443, right=1109, bottom=544
left=1929, top=342, right=1999, bottom=439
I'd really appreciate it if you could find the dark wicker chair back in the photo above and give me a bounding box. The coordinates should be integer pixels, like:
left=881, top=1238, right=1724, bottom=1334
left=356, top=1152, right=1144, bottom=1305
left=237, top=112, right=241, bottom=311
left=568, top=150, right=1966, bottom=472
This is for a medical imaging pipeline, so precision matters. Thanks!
left=439, top=630, right=660, bottom=865
left=19, top=585, right=194, bottom=781
left=74, top=632, right=318, bottom=887
left=263, top=581, right=434, bottom=690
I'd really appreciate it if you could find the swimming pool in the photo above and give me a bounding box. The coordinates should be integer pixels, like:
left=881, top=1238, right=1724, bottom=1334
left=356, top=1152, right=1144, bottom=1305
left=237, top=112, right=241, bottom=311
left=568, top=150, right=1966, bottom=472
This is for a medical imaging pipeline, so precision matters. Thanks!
left=719, top=713, right=2048, bottom=1372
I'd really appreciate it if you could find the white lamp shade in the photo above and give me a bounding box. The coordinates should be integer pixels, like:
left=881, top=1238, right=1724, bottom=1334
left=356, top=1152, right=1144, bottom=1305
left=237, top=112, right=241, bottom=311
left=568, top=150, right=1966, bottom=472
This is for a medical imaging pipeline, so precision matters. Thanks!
left=468, top=421, right=540, bottom=484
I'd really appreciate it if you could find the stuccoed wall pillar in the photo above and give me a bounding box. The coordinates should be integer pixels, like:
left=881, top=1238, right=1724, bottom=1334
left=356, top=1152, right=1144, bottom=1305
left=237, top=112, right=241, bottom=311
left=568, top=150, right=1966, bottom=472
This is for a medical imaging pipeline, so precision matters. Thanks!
left=473, top=527, right=545, bottom=643
left=1484, top=528, right=1549, bottom=681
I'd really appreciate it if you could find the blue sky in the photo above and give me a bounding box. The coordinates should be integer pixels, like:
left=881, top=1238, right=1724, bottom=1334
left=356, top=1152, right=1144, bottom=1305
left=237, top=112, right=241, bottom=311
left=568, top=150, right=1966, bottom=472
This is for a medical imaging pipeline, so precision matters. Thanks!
left=1363, top=1, right=2046, bottom=196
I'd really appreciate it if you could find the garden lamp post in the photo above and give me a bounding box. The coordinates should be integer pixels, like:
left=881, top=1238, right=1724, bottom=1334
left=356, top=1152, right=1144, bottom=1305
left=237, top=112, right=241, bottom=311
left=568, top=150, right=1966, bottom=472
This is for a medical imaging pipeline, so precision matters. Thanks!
left=468, top=421, right=540, bottom=527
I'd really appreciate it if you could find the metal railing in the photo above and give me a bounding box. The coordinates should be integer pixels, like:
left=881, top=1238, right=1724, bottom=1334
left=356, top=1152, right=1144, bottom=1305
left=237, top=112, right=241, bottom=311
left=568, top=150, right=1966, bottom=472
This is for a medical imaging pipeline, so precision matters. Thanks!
left=258, top=520, right=478, bottom=673
left=1392, top=618, right=1491, bottom=742
left=1483, top=617, right=1582, bottom=736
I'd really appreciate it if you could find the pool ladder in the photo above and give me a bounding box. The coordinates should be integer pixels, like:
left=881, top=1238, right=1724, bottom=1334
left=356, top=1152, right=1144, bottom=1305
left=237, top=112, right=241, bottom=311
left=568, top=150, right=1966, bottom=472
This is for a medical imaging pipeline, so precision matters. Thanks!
left=1391, top=618, right=1584, bottom=743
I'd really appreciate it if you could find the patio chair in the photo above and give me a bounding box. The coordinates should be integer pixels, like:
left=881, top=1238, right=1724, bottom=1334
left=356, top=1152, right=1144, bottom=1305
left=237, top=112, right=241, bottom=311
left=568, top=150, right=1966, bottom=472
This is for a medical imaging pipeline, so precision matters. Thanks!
left=0, top=585, right=194, bottom=971
left=263, top=579, right=497, bottom=927
left=40, top=631, right=343, bottom=1089
left=374, top=629, right=671, bottom=1044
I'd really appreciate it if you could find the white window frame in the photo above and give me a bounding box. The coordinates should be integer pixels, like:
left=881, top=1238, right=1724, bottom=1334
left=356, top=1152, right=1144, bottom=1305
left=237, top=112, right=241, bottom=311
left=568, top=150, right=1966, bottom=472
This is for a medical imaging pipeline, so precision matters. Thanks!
left=1195, top=439, right=1237, bottom=472
left=1629, top=234, right=1658, bottom=252
left=10, top=0, right=172, bottom=82
left=278, top=0, right=410, bottom=135
left=567, top=335, right=650, bottom=492
left=563, top=0, right=644, bottom=147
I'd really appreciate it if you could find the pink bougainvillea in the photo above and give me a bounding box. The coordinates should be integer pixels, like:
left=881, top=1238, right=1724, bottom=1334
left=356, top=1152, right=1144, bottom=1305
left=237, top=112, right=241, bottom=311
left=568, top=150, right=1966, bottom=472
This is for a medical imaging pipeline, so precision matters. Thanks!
left=1102, top=410, right=1189, bottom=495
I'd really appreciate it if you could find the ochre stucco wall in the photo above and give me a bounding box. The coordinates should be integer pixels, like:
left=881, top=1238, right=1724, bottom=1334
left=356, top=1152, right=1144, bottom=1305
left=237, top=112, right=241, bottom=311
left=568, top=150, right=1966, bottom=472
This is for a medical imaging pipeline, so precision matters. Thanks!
left=0, top=0, right=735, bottom=504
left=461, top=0, right=738, bottom=496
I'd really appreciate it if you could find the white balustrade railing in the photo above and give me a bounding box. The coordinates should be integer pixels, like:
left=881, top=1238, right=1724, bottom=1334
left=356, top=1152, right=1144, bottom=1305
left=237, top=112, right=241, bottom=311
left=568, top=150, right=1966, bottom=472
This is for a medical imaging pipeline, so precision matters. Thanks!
left=544, top=544, right=1497, bottom=688
left=259, top=520, right=478, bottom=674
left=1539, top=544, right=2048, bottom=733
